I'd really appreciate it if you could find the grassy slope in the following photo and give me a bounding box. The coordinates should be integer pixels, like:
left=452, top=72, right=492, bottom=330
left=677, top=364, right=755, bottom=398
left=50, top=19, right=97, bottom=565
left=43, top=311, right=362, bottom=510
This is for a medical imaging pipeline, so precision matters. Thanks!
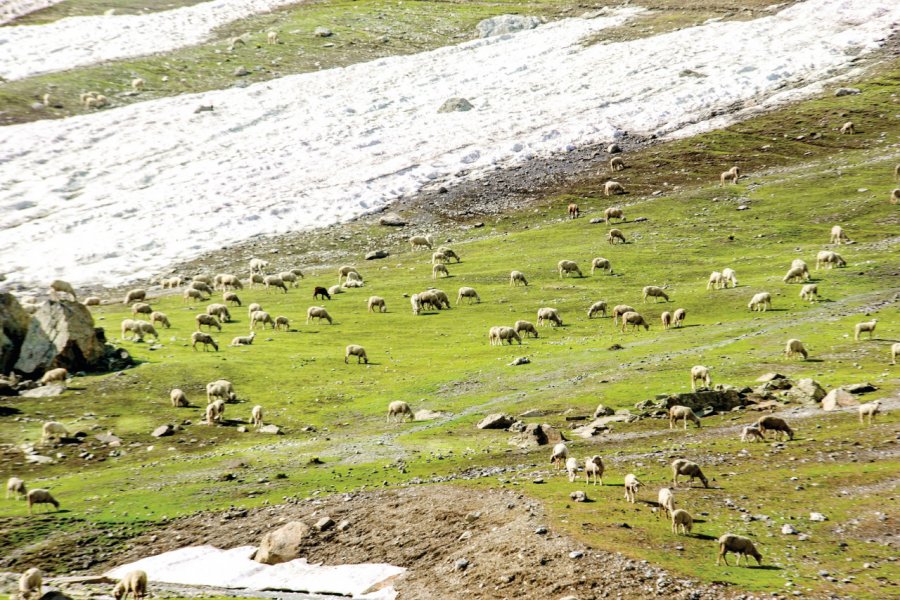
left=2, top=40, right=899, bottom=600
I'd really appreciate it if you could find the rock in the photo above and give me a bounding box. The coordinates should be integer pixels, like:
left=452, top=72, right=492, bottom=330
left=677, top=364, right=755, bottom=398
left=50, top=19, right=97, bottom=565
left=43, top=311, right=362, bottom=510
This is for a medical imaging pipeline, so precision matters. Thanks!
left=413, top=409, right=444, bottom=421
left=475, top=14, right=541, bottom=38
left=656, top=389, right=745, bottom=413
left=568, top=550, right=584, bottom=559
left=314, top=26, right=333, bottom=37
left=19, top=384, right=66, bottom=398
left=810, top=512, right=828, bottom=522
left=821, top=389, right=858, bottom=411
left=25, top=454, right=55, bottom=464
left=834, top=87, right=860, bottom=96
left=607, top=143, right=621, bottom=154
left=756, top=372, right=786, bottom=382
left=507, top=420, right=526, bottom=433
left=455, top=558, right=469, bottom=571
left=233, top=66, right=250, bottom=76
left=569, top=491, right=587, bottom=502
left=254, top=521, right=313, bottom=564
left=593, top=404, right=615, bottom=418
left=571, top=421, right=609, bottom=439
left=14, top=300, right=107, bottom=377
left=95, top=433, right=122, bottom=445
left=737, top=205, right=750, bottom=211
left=843, top=382, right=877, bottom=394
left=477, top=413, right=515, bottom=430
left=438, top=97, right=474, bottom=113
left=314, top=517, right=335, bottom=531
left=365, top=250, right=390, bottom=260
left=508, top=357, right=530, bottom=366
left=151, top=425, right=174, bottom=438
left=782, top=524, right=798, bottom=535
left=258, top=424, right=283, bottom=434
left=518, top=409, right=557, bottom=418
left=0, top=293, right=32, bottom=373
left=589, top=218, right=603, bottom=224
left=337, top=519, right=351, bottom=532
left=787, top=378, right=826, bottom=404
left=508, top=423, right=565, bottom=447
left=534, top=526, right=547, bottom=534
left=194, top=105, right=214, bottom=113
left=378, top=213, right=406, bottom=227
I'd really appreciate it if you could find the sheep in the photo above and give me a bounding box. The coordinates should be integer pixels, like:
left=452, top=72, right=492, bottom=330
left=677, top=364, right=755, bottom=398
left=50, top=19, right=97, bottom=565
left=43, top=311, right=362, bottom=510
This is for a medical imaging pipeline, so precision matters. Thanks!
left=27, top=489, right=59, bottom=514
left=673, top=308, right=686, bottom=327
left=275, top=316, right=290, bottom=331
left=587, top=301, right=608, bottom=319
left=892, top=189, right=900, bottom=205
left=264, top=276, right=288, bottom=293
left=84, top=94, right=108, bottom=109
left=411, top=294, right=422, bottom=315
left=494, top=326, right=522, bottom=345
left=896, top=164, right=900, bottom=181
left=251, top=310, right=275, bottom=329
left=129, top=302, right=151, bottom=320
left=514, top=320, right=538, bottom=338
left=40, top=367, right=67, bottom=385
left=432, top=251, right=449, bottom=265
left=611, top=305, right=635, bottom=325
left=690, top=365, right=711, bottom=391
left=557, top=260, right=582, bottom=278
left=456, top=287, right=480, bottom=305
left=19, top=567, right=42, bottom=599
left=338, top=265, right=360, bottom=283
left=134, top=321, right=158, bottom=342
left=249, top=258, right=268, bottom=273
left=436, top=246, right=460, bottom=263
left=206, top=400, right=225, bottom=424
left=621, top=311, right=649, bottom=332
left=306, top=306, right=333, bottom=324
left=251, top=405, right=264, bottom=429
left=720, top=169, right=739, bottom=185
left=604, top=181, right=625, bottom=196
left=170, top=389, right=188, bottom=408
left=661, top=311, right=672, bottom=330
left=430, top=289, right=451, bottom=309
left=224, top=292, right=242, bottom=306
left=607, top=228, right=626, bottom=244
left=623, top=474, right=641, bottom=503
left=790, top=258, right=810, bottom=274
left=113, top=570, right=147, bottom=600
left=161, top=276, right=183, bottom=289
left=609, top=156, right=625, bottom=171
left=669, top=405, right=701, bottom=429
left=584, top=455, right=604, bottom=486
left=432, top=263, right=450, bottom=279
left=206, top=380, right=235, bottom=405
left=784, top=338, right=808, bottom=360
left=248, top=274, right=265, bottom=289
left=487, top=326, right=500, bottom=345
left=671, top=458, right=709, bottom=488
left=409, top=234, right=434, bottom=250
left=207, top=303, right=231, bottom=323
left=49, top=279, right=77, bottom=301
left=183, top=288, right=205, bottom=302
left=345, top=344, right=368, bottom=364
left=740, top=425, right=764, bottom=442
left=567, top=203, right=579, bottom=219
left=858, top=400, right=881, bottom=425
left=248, top=303, right=262, bottom=316
left=6, top=477, right=26, bottom=499
left=191, top=331, right=219, bottom=351
left=267, top=30, right=279, bottom=44
left=590, top=257, right=612, bottom=275
left=707, top=271, right=725, bottom=290
left=342, top=279, right=364, bottom=290
left=387, top=400, right=413, bottom=423
left=42, top=421, right=69, bottom=442
left=537, top=307, right=563, bottom=327
left=124, top=289, right=146, bottom=304
left=196, top=314, right=222, bottom=332
left=83, top=297, right=101, bottom=306
left=214, top=274, right=243, bottom=290
left=121, top=319, right=140, bottom=340
left=816, top=250, right=846, bottom=269
left=230, top=332, right=256, bottom=346
left=717, top=534, right=762, bottom=566
left=642, top=286, right=669, bottom=303
left=892, top=342, right=900, bottom=365
left=193, top=275, right=213, bottom=286
left=328, top=285, right=344, bottom=296
left=564, top=457, right=579, bottom=482
left=657, top=487, right=675, bottom=519
left=799, top=283, right=818, bottom=302
left=722, top=268, right=738, bottom=288
left=830, top=225, right=850, bottom=244
left=755, top=415, right=794, bottom=441
left=854, top=319, right=877, bottom=341
left=130, top=77, right=145, bottom=92
left=839, top=121, right=855, bottom=135
left=671, top=509, right=693, bottom=535
left=150, top=311, right=171, bottom=329
left=747, top=292, right=772, bottom=312
left=510, top=270, right=528, bottom=286
left=313, top=287, right=331, bottom=300
left=783, top=266, right=809, bottom=283
left=604, top=206, right=625, bottom=224
left=550, top=443, right=568, bottom=470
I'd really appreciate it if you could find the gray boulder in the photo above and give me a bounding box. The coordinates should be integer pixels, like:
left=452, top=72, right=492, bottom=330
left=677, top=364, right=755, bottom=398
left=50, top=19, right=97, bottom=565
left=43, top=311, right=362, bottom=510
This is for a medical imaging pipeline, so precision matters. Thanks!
left=438, top=97, right=474, bottom=113
left=365, top=250, right=390, bottom=260
left=477, top=413, right=515, bottom=430
left=254, top=521, right=313, bottom=564
left=0, top=293, right=32, bottom=373
left=19, top=384, right=66, bottom=398
left=13, top=300, right=106, bottom=377
left=821, top=389, right=858, bottom=411
left=476, top=15, right=542, bottom=38
left=787, top=378, right=826, bottom=404
left=378, top=214, right=406, bottom=227
left=593, top=404, right=614, bottom=418
left=508, top=423, right=565, bottom=448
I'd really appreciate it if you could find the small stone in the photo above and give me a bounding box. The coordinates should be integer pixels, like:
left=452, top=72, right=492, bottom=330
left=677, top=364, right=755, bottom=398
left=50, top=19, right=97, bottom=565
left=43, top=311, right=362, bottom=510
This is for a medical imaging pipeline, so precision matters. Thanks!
left=151, top=425, right=174, bottom=438
left=535, top=526, right=548, bottom=534
left=465, top=511, right=481, bottom=523
left=365, top=250, right=389, bottom=260
left=337, top=520, right=351, bottom=531
left=438, top=97, right=474, bottom=113
left=607, top=143, right=621, bottom=154
left=782, top=524, right=798, bottom=535
left=810, top=512, right=828, bottom=522
left=532, top=478, right=544, bottom=485
left=378, top=214, right=406, bottom=227
left=569, top=491, right=587, bottom=502
left=737, top=205, right=750, bottom=211
left=569, top=550, right=584, bottom=559
left=314, top=517, right=335, bottom=531
left=834, top=87, right=861, bottom=96
left=233, top=66, right=250, bottom=77
left=314, top=27, right=333, bottom=37
left=459, top=530, right=472, bottom=541
left=258, top=424, right=282, bottom=434
left=455, top=558, right=469, bottom=571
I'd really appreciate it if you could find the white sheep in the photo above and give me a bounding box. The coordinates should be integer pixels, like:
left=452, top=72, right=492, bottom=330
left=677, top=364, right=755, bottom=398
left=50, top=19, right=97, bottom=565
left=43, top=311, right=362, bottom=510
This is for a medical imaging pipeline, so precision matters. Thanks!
left=432, top=251, right=449, bottom=265
left=722, top=268, right=738, bottom=288
left=267, top=30, right=279, bottom=44
left=607, top=228, right=626, bottom=244
left=854, top=319, right=877, bottom=341
left=892, top=342, right=900, bottom=365
left=784, top=338, right=808, bottom=360
left=207, top=303, right=231, bottom=323
left=557, top=260, right=582, bottom=278
left=550, top=443, right=568, bottom=470
left=345, top=344, right=368, bottom=364
left=224, top=292, right=242, bottom=306
left=170, top=389, right=188, bottom=408
left=669, top=405, right=701, bottom=429
left=740, top=425, right=764, bottom=442
left=196, top=313, right=222, bottom=332
left=587, top=301, right=607, bottom=319
left=121, top=319, right=139, bottom=340
left=509, top=270, right=528, bottom=286
left=83, top=297, right=101, bottom=306
left=6, top=477, right=26, bottom=499
left=328, top=285, right=343, bottom=296
left=161, top=276, right=183, bottom=289
left=657, top=487, right=676, bottom=520
left=707, top=271, right=725, bottom=290
left=609, top=157, right=625, bottom=171
left=206, top=379, right=236, bottom=403
left=251, top=405, right=264, bottom=429
left=191, top=331, right=219, bottom=351
left=279, top=272, right=299, bottom=287
left=816, top=250, right=846, bottom=269
left=113, top=569, right=147, bottom=600
left=830, top=225, right=850, bottom=244
left=41, top=421, right=69, bottom=442
left=604, top=206, right=625, bottom=223
left=620, top=311, right=649, bottom=332
left=230, top=332, right=256, bottom=346
left=49, top=279, right=77, bottom=301
left=248, top=274, right=265, bottom=289
left=342, top=279, right=364, bottom=289
left=748, top=292, right=772, bottom=312
left=661, top=311, right=672, bottom=330
left=193, top=275, right=213, bottom=285
left=249, top=258, right=269, bottom=273
left=409, top=234, right=434, bottom=250
left=411, top=294, right=422, bottom=315
left=642, top=286, right=669, bottom=303
left=590, top=257, right=612, bottom=275
left=183, top=288, right=205, bottom=302
left=27, top=489, right=60, bottom=514
left=604, top=181, right=625, bottom=196
left=839, top=121, right=855, bottom=135
left=671, top=458, right=708, bottom=488
left=130, top=302, right=151, bottom=319
left=338, top=265, right=360, bottom=283
left=565, top=457, right=579, bottom=482
left=514, top=320, right=538, bottom=339
left=537, top=307, right=563, bottom=327
left=387, top=400, right=414, bottom=423
left=456, top=287, right=480, bottom=304
left=275, top=316, right=290, bottom=331
left=214, top=273, right=243, bottom=290
left=133, top=321, right=158, bottom=342
left=436, top=246, right=460, bottom=263
left=720, top=168, right=739, bottom=185
left=124, top=289, right=146, bottom=304
left=264, top=276, right=288, bottom=293
left=585, top=455, right=604, bottom=485
left=306, top=306, right=333, bottom=324
left=40, top=367, right=67, bottom=385
left=250, top=310, right=275, bottom=329
left=611, top=305, right=636, bottom=325
left=248, top=302, right=262, bottom=316
left=206, top=400, right=225, bottom=424
left=671, top=509, right=693, bottom=535
left=799, top=284, right=818, bottom=302
left=690, top=366, right=711, bottom=391
left=131, top=78, right=145, bottom=91
left=673, top=308, right=686, bottom=327
left=783, top=266, right=809, bottom=283
left=858, top=400, right=881, bottom=425
left=497, top=326, right=522, bottom=345
left=624, top=474, right=641, bottom=503
left=19, top=567, right=42, bottom=599
left=432, top=263, right=450, bottom=279
left=717, top=534, right=762, bottom=566
left=150, top=311, right=171, bottom=328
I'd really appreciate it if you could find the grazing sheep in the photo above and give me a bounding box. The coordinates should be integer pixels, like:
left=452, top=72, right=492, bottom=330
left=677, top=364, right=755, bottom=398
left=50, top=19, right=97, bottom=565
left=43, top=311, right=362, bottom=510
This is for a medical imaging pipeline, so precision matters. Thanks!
left=755, top=415, right=794, bottom=441
left=224, top=292, right=242, bottom=306
left=121, top=319, right=140, bottom=340
left=707, top=271, right=725, bottom=290
left=338, top=265, right=360, bottom=283
left=150, top=311, right=171, bottom=329
left=192, top=275, right=213, bottom=286
left=345, top=345, right=368, bottom=364
left=83, top=296, right=101, bottom=306
left=661, top=311, right=672, bottom=330
left=267, top=30, right=279, bottom=44
left=854, top=319, right=877, bottom=341
left=133, top=321, right=158, bottom=342
left=790, top=258, right=810, bottom=275
left=784, top=338, right=808, bottom=360
left=671, top=458, right=709, bottom=488
left=409, top=235, right=434, bottom=250
left=892, top=342, right=900, bottom=365
left=251, top=310, right=275, bottom=329
left=170, top=389, right=188, bottom=408
left=717, top=534, right=762, bottom=566
left=584, top=455, right=604, bottom=485
left=41, top=421, right=69, bottom=442
left=604, top=206, right=625, bottom=223
left=183, top=288, right=205, bottom=302
left=537, top=307, right=563, bottom=327
left=590, top=257, right=612, bottom=275
left=565, top=457, right=579, bottom=482
left=435, top=247, right=460, bottom=263
left=366, top=296, right=387, bottom=313
left=230, top=332, right=256, bottom=346
left=84, top=94, right=108, bottom=109
left=228, top=36, right=246, bottom=50
left=206, top=380, right=236, bottom=404
left=19, top=567, right=42, bottom=599
left=432, top=263, right=450, bottom=279
left=800, top=283, right=818, bottom=302
left=248, top=303, right=262, bottom=316
left=669, top=405, right=702, bottom=429
left=720, top=169, right=739, bottom=185
left=839, top=121, right=855, bottom=135
left=264, top=276, right=288, bottom=293
left=328, top=285, right=344, bottom=296
left=657, top=487, right=675, bottom=519
left=278, top=272, right=299, bottom=288
left=604, top=181, right=625, bottom=196
left=609, top=156, right=625, bottom=171
left=673, top=308, right=686, bottom=327
left=621, top=311, right=649, bottom=332
left=783, top=266, right=809, bottom=283
left=207, top=303, right=231, bottom=323
left=428, top=289, right=452, bottom=309
left=557, top=260, right=582, bottom=278
left=624, top=474, right=641, bottom=503
left=6, top=477, right=26, bottom=500
left=27, top=489, right=59, bottom=514
left=40, top=367, right=67, bottom=385
left=510, top=270, right=528, bottom=286
left=858, top=400, right=881, bottom=425
left=411, top=294, right=422, bottom=315
left=612, top=305, right=636, bottom=325
left=417, top=291, right=442, bottom=311
left=722, top=268, right=738, bottom=288
left=487, top=326, right=500, bottom=345
left=292, top=267, right=306, bottom=278
left=131, top=77, right=145, bottom=91
left=748, top=292, right=772, bottom=312
left=306, top=306, right=333, bottom=325
left=124, top=289, right=146, bottom=304
left=251, top=405, right=264, bottom=429
left=567, top=203, right=579, bottom=219
left=131, top=302, right=152, bottom=319
left=642, top=286, right=669, bottom=303
left=249, top=258, right=268, bottom=273
left=607, top=228, right=626, bottom=244
left=816, top=250, right=846, bottom=269
left=161, top=276, right=183, bottom=289
left=49, top=279, right=77, bottom=301
left=740, top=425, right=764, bottom=443
left=206, top=400, right=225, bottom=424
left=830, top=225, right=850, bottom=244
left=387, top=400, right=413, bottom=423
left=214, top=273, right=243, bottom=291
left=432, top=251, right=449, bottom=265
left=690, top=365, right=711, bottom=391
left=113, top=570, right=147, bottom=600
left=514, top=320, right=538, bottom=339
left=456, top=287, right=480, bottom=304
left=191, top=331, right=219, bottom=352
left=248, top=274, right=265, bottom=289
left=550, top=443, right=568, bottom=470
left=671, top=509, right=693, bottom=535
left=587, top=301, right=608, bottom=319
left=196, top=314, right=222, bottom=331
left=275, top=316, right=290, bottom=331
left=312, top=287, right=331, bottom=301
left=494, top=326, right=522, bottom=345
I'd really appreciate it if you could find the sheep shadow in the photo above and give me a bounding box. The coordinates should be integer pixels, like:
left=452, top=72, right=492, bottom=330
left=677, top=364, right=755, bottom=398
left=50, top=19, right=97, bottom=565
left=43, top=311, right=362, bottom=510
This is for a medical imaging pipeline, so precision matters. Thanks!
left=691, top=532, right=717, bottom=541
left=0, top=406, right=21, bottom=416
left=675, top=324, right=702, bottom=329
left=751, top=565, right=782, bottom=571
left=802, top=358, right=826, bottom=363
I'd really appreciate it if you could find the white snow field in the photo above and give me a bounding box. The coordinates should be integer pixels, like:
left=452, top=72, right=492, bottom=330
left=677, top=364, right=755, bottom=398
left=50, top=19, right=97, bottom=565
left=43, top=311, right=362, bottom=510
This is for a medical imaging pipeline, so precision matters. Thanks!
left=1, top=0, right=898, bottom=290
left=0, top=0, right=67, bottom=25
left=0, top=0, right=306, bottom=80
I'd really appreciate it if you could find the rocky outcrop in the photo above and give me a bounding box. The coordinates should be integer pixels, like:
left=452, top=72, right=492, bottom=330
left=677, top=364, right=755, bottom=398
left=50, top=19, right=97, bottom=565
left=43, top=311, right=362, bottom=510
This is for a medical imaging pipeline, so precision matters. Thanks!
left=475, top=15, right=542, bottom=38
left=0, top=293, right=31, bottom=373
left=786, top=378, right=826, bottom=404
left=438, top=98, right=474, bottom=113
left=254, top=521, right=313, bottom=565
left=508, top=423, right=565, bottom=448
left=636, top=388, right=746, bottom=414
left=14, top=300, right=106, bottom=376
left=821, top=389, right=858, bottom=411
left=477, top=413, right=515, bottom=430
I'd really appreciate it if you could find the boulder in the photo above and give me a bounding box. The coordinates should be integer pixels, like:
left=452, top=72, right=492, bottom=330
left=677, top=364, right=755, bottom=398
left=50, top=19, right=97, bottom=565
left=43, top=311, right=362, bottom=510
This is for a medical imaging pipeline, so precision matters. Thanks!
left=477, top=413, right=515, bottom=430
left=834, top=87, right=860, bottom=96
left=569, top=491, right=587, bottom=502
left=756, top=372, right=787, bottom=382
left=365, top=250, right=390, bottom=260
left=508, top=423, right=565, bottom=448
left=821, top=389, right=858, bottom=411
left=258, top=424, right=283, bottom=435
left=314, top=517, right=335, bottom=531
left=438, top=98, right=473, bottom=113
left=378, top=214, right=406, bottom=227
left=475, top=14, right=542, bottom=38
left=571, top=421, right=608, bottom=439
left=413, top=409, right=444, bottom=421
left=593, top=404, right=615, bottom=418
left=13, top=300, right=106, bottom=377
left=19, top=384, right=66, bottom=398
left=787, top=378, right=826, bottom=404
left=151, top=424, right=174, bottom=438
left=0, top=293, right=31, bottom=373
left=254, top=521, right=313, bottom=564
left=314, top=26, right=333, bottom=37
left=843, top=382, right=877, bottom=395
